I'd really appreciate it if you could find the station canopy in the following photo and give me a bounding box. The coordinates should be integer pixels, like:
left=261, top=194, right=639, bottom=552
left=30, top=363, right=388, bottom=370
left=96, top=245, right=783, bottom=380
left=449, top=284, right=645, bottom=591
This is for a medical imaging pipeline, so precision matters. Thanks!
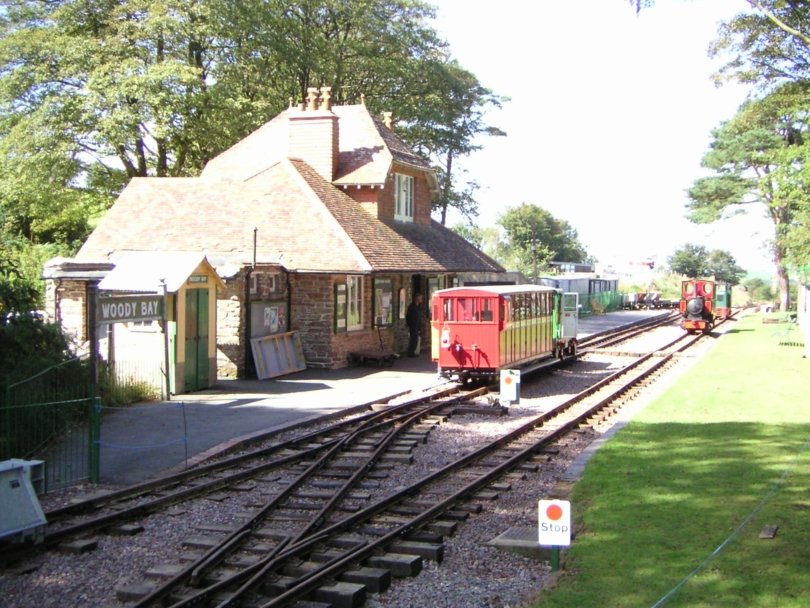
left=97, top=251, right=224, bottom=294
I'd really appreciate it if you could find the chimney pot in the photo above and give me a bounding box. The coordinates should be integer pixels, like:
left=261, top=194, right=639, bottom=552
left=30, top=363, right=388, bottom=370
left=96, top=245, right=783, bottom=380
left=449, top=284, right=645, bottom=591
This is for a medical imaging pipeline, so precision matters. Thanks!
left=383, top=111, right=394, bottom=130
left=319, top=86, right=332, bottom=111
left=306, top=87, right=319, bottom=111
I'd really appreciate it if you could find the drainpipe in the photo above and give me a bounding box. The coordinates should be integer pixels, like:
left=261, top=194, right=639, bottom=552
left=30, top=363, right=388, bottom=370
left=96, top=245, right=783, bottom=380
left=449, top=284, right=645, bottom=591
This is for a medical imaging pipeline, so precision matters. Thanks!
left=244, top=227, right=258, bottom=379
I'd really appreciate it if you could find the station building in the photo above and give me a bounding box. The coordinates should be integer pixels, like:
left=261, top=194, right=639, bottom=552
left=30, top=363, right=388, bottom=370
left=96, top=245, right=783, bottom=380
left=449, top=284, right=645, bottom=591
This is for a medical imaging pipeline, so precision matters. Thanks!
left=43, top=87, right=503, bottom=394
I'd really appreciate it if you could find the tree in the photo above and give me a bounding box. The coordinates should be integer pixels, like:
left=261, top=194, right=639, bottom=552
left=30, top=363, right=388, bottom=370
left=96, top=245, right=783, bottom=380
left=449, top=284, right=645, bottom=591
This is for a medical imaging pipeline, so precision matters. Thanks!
left=402, top=60, right=506, bottom=225
left=451, top=223, right=510, bottom=266
left=668, top=243, right=746, bottom=284
left=687, top=84, right=810, bottom=308
left=743, top=276, right=774, bottom=303
left=668, top=244, right=709, bottom=279
left=627, top=1, right=810, bottom=300
left=0, top=0, right=502, bottom=286
left=708, top=2, right=810, bottom=88
left=497, top=204, right=589, bottom=280
left=706, top=249, right=746, bottom=284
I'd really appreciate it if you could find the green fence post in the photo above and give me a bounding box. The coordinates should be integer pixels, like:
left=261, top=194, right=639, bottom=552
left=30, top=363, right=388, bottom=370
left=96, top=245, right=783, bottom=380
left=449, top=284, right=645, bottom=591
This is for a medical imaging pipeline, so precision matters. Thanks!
left=89, top=397, right=102, bottom=483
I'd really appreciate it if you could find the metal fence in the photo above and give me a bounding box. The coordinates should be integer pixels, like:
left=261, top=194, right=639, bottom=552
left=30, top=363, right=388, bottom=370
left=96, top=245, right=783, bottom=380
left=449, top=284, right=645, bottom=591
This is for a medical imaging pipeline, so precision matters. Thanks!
left=579, top=291, right=624, bottom=316
left=1, top=359, right=100, bottom=490
left=98, top=357, right=164, bottom=405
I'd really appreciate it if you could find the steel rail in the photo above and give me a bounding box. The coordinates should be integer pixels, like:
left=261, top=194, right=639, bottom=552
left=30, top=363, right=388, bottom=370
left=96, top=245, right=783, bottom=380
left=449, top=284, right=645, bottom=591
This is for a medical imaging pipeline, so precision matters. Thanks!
left=172, top=331, right=711, bottom=607
left=132, top=387, right=486, bottom=608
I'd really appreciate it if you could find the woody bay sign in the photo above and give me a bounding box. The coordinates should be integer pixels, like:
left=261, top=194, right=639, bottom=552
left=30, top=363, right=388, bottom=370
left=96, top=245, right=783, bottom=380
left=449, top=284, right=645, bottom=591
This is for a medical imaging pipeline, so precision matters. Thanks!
left=98, top=295, right=163, bottom=324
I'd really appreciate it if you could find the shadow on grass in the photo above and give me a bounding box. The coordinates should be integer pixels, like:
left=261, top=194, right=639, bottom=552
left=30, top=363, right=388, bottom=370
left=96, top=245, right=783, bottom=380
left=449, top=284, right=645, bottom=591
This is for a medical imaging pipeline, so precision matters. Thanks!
left=540, top=421, right=810, bottom=608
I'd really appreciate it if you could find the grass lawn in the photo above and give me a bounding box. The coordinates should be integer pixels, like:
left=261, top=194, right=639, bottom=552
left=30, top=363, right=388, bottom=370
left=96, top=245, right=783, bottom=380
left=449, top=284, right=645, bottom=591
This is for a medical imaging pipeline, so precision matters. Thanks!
left=532, top=312, right=810, bottom=608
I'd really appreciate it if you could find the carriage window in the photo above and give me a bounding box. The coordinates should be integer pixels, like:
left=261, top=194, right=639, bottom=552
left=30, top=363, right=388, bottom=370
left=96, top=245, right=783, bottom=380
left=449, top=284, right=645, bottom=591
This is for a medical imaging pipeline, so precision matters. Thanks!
left=480, top=299, right=493, bottom=321
left=458, top=297, right=477, bottom=321
left=443, top=299, right=454, bottom=321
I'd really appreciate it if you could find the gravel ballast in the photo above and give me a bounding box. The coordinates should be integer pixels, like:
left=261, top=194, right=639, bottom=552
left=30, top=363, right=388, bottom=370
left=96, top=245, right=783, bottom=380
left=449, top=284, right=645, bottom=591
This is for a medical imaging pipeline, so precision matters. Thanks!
left=0, top=324, right=723, bottom=608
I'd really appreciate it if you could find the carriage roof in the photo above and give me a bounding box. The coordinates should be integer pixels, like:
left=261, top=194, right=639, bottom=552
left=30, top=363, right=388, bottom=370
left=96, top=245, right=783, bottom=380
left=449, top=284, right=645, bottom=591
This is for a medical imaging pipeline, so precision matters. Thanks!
left=432, top=284, right=560, bottom=298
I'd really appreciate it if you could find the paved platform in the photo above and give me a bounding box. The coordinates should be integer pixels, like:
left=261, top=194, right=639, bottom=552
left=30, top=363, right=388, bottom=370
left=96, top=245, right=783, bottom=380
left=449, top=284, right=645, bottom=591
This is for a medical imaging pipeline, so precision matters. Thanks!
left=98, top=309, right=665, bottom=485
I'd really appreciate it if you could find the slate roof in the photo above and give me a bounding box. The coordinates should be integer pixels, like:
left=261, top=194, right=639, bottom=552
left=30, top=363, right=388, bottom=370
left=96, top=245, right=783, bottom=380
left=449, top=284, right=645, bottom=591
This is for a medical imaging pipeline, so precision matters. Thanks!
left=200, top=104, right=430, bottom=186
left=76, top=102, right=503, bottom=276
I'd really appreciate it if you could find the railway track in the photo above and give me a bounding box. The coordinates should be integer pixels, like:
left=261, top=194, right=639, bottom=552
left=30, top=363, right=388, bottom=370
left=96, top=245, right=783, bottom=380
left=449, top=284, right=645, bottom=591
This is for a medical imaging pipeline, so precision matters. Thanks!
left=0, top=383, right=476, bottom=567
left=122, top=326, right=716, bottom=608
left=1, top=317, right=729, bottom=608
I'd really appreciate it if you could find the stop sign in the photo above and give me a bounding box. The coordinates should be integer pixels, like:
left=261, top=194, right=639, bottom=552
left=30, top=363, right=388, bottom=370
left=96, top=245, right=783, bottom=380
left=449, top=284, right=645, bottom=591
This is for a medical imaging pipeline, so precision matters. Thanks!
left=538, top=499, right=571, bottom=546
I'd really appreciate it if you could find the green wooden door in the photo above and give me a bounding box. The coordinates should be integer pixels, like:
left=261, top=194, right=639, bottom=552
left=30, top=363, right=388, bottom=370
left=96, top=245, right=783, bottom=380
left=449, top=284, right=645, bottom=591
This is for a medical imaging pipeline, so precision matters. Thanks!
left=184, top=288, right=209, bottom=391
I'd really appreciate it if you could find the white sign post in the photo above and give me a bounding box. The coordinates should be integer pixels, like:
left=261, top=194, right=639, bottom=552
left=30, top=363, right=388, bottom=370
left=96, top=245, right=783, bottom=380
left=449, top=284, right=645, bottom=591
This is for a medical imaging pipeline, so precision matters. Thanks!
left=499, top=369, right=520, bottom=405
left=538, top=499, right=571, bottom=571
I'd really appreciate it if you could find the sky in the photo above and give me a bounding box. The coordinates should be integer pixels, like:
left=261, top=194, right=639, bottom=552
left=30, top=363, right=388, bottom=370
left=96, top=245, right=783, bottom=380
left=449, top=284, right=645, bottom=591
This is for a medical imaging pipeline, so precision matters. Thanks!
left=430, top=0, right=775, bottom=275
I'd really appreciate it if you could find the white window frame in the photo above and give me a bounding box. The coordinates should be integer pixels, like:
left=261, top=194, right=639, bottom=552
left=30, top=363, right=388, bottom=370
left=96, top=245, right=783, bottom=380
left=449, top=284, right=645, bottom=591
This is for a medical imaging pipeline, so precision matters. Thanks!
left=394, top=173, right=414, bottom=222
left=347, top=275, right=363, bottom=331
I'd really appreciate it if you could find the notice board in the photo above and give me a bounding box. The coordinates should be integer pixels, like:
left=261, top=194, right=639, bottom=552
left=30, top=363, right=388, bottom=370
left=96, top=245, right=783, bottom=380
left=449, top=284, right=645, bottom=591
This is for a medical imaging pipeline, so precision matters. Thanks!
left=250, top=331, right=306, bottom=379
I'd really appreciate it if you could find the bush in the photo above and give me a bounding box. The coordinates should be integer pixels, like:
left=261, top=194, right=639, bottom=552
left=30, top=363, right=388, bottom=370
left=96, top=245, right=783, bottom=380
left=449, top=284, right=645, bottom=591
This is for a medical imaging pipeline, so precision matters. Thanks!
left=0, top=314, right=82, bottom=388
left=97, top=363, right=161, bottom=406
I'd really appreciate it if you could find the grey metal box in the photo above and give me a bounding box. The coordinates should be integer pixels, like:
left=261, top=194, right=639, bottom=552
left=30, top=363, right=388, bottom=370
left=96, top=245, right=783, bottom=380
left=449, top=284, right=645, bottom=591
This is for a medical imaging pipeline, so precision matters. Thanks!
left=0, top=459, right=48, bottom=543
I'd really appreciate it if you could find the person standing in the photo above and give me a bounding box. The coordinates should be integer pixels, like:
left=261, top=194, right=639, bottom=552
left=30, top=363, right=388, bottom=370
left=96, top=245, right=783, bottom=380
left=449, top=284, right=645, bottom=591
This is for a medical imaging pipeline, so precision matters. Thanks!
left=406, top=292, right=423, bottom=357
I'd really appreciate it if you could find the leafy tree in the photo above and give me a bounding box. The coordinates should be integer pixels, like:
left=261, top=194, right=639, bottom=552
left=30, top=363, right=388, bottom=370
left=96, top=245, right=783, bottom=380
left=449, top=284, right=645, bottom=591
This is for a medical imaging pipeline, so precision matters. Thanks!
left=451, top=224, right=511, bottom=266
left=627, top=1, right=810, bottom=301
left=402, top=60, right=507, bottom=225
left=0, top=0, right=502, bottom=293
left=497, top=204, right=589, bottom=280
left=706, top=249, right=746, bottom=284
left=743, top=276, right=774, bottom=303
left=668, top=244, right=709, bottom=279
left=708, top=2, right=810, bottom=88
left=0, top=241, right=40, bottom=318
left=451, top=224, right=485, bottom=250
left=668, top=243, right=746, bottom=284
left=687, top=84, right=810, bottom=308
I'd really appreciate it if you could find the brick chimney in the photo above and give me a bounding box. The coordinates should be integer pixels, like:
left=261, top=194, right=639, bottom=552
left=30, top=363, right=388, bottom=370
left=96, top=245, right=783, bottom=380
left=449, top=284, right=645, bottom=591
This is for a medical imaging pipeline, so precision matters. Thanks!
left=288, top=86, right=339, bottom=181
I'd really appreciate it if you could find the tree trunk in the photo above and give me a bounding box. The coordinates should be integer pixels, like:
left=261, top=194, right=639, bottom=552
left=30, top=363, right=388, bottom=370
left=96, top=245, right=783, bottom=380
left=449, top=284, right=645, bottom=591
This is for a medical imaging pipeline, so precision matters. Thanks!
left=776, top=262, right=790, bottom=311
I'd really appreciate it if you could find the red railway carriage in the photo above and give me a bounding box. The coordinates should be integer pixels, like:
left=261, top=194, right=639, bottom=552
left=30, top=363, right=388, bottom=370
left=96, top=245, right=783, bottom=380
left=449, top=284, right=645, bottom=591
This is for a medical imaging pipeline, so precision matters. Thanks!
left=679, top=279, right=715, bottom=333
left=430, top=285, right=578, bottom=382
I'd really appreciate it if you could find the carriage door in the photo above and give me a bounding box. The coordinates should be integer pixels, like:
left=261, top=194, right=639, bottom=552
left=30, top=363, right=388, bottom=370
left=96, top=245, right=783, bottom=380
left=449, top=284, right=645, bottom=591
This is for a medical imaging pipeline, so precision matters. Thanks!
left=184, top=288, right=209, bottom=391
left=562, top=292, right=579, bottom=340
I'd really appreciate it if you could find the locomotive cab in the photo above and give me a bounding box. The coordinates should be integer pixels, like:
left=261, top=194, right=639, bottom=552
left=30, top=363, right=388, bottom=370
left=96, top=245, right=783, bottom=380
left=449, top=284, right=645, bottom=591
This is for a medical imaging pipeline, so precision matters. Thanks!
left=679, top=279, right=715, bottom=333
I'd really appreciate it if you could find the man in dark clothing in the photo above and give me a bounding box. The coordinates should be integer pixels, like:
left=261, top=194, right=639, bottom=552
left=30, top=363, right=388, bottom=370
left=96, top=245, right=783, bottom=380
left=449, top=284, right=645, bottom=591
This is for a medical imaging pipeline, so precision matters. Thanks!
left=406, top=293, right=423, bottom=357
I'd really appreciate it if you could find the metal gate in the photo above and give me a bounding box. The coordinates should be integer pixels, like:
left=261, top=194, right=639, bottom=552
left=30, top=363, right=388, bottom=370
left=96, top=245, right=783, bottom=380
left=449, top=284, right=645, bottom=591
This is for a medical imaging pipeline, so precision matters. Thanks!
left=1, top=360, right=101, bottom=491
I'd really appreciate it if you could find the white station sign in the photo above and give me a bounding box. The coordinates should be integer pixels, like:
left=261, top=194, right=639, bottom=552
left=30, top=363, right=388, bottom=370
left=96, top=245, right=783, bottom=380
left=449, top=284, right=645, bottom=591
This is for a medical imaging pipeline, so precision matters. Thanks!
left=538, top=499, right=571, bottom=546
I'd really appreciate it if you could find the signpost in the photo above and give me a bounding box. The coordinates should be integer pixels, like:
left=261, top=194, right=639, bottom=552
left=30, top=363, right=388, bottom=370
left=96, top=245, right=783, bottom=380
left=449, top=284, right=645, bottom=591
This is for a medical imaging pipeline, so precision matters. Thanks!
left=538, top=499, right=571, bottom=571
left=499, top=369, right=520, bottom=406
left=96, top=292, right=169, bottom=398
left=97, top=295, right=163, bottom=324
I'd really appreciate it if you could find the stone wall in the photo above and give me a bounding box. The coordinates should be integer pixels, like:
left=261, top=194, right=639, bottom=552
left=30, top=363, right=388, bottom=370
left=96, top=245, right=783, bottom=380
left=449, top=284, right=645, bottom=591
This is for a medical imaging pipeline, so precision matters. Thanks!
left=216, top=276, right=243, bottom=379
left=46, top=279, right=89, bottom=347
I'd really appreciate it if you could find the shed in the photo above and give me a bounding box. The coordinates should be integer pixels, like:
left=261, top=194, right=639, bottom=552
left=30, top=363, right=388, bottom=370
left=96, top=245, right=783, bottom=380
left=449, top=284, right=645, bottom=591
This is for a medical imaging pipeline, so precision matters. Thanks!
left=96, top=252, right=225, bottom=395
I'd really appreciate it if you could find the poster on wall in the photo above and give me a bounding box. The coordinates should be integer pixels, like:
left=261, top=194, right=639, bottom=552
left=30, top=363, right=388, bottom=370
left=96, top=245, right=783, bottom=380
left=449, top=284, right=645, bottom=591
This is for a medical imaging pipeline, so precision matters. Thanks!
left=374, top=279, right=393, bottom=327
left=250, top=301, right=287, bottom=338
left=265, top=306, right=279, bottom=332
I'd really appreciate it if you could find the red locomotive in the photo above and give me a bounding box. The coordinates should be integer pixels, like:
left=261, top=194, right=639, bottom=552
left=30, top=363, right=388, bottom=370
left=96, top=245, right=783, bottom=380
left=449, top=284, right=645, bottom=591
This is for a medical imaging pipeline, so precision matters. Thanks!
left=430, top=285, right=579, bottom=383
left=679, top=279, right=715, bottom=333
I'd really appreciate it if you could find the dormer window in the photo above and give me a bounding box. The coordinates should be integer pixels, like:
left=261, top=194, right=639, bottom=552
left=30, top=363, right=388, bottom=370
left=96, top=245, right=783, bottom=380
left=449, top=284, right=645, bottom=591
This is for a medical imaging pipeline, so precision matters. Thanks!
left=394, top=173, right=414, bottom=222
